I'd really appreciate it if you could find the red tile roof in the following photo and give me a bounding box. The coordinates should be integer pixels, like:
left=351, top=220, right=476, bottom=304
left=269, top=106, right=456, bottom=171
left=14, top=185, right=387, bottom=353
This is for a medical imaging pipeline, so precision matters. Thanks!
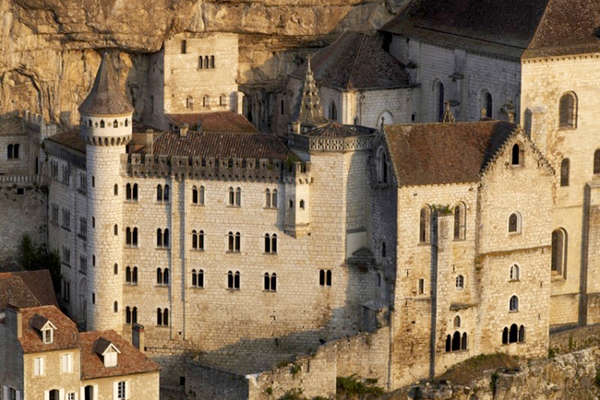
left=382, top=0, right=548, bottom=59
left=166, top=112, right=258, bottom=134
left=18, top=305, right=79, bottom=353
left=79, top=330, right=160, bottom=380
left=152, top=130, right=290, bottom=160
left=524, top=0, right=600, bottom=58
left=291, top=31, right=410, bottom=90
left=0, top=270, right=58, bottom=309
left=384, top=121, right=516, bottom=186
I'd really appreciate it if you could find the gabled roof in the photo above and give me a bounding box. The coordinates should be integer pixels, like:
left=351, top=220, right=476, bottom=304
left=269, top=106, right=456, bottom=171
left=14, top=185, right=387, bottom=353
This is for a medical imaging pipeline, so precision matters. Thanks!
left=152, top=131, right=290, bottom=160
left=80, top=330, right=160, bottom=380
left=78, top=52, right=134, bottom=116
left=0, top=270, right=58, bottom=309
left=93, top=337, right=121, bottom=356
left=290, top=31, right=410, bottom=90
left=30, top=314, right=56, bottom=331
left=381, top=0, right=548, bottom=60
left=19, top=305, right=79, bottom=353
left=384, top=121, right=516, bottom=186
left=524, top=0, right=600, bottom=58
left=165, top=112, right=258, bottom=134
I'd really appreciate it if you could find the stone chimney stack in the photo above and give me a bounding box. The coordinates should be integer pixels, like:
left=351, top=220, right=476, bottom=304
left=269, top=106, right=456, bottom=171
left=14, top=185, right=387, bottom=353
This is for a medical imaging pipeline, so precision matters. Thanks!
left=132, top=323, right=145, bottom=353
left=7, top=305, right=22, bottom=338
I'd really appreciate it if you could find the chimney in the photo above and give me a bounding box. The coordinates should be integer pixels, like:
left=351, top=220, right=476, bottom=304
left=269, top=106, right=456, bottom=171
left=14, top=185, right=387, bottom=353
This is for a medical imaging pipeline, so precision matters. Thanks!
left=180, top=123, right=189, bottom=137
left=132, top=323, right=145, bottom=353
left=6, top=305, right=22, bottom=338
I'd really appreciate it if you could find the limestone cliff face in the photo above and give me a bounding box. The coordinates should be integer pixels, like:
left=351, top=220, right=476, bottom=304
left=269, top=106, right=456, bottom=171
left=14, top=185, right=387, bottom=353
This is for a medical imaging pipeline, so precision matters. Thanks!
left=0, top=0, right=408, bottom=121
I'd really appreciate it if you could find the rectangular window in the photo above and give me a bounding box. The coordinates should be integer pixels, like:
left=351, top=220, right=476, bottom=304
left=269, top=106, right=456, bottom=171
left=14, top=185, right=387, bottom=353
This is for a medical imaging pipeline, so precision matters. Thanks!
left=61, top=353, right=73, bottom=373
left=9, top=388, right=16, bottom=400
left=79, top=172, right=87, bottom=194
left=117, top=381, right=127, bottom=399
left=67, top=393, right=76, bottom=400
left=62, top=165, right=70, bottom=185
left=62, top=247, right=71, bottom=267
left=51, top=204, right=59, bottom=225
left=418, top=278, right=425, bottom=295
left=319, top=269, right=332, bottom=287
left=62, top=209, right=71, bottom=231
left=80, top=256, right=87, bottom=275
left=79, top=217, right=87, bottom=240
left=33, top=357, right=44, bottom=376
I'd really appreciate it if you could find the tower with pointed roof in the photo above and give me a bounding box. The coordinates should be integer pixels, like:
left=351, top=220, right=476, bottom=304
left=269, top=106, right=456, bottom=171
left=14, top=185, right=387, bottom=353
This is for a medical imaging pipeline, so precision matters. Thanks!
left=79, top=51, right=133, bottom=333
left=290, top=57, right=328, bottom=134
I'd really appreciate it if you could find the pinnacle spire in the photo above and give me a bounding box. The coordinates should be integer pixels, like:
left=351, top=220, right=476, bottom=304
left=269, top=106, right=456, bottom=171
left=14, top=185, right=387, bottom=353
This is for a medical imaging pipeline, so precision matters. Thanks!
left=78, top=51, right=134, bottom=116
left=294, top=55, right=327, bottom=128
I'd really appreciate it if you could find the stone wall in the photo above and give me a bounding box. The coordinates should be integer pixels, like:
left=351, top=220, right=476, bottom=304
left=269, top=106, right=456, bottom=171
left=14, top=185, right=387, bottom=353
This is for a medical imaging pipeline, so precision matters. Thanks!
left=0, top=178, right=47, bottom=269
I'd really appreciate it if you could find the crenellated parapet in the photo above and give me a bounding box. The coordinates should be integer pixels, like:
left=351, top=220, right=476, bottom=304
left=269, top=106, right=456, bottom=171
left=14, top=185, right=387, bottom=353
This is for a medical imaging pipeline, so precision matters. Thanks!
left=120, top=153, right=311, bottom=183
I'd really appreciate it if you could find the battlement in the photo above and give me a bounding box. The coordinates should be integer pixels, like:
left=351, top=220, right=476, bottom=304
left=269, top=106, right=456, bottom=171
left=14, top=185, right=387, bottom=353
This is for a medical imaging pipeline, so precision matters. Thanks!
left=121, top=153, right=311, bottom=183
left=289, top=133, right=375, bottom=153
left=21, top=110, right=57, bottom=139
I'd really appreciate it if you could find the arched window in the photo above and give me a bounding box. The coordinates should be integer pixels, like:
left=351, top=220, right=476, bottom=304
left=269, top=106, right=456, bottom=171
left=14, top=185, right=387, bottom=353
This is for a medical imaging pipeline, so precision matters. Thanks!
left=126, top=183, right=132, bottom=200
left=157, top=229, right=163, bottom=247
left=510, top=264, right=519, bottom=281
left=132, top=184, right=138, bottom=201
left=114, top=263, right=118, bottom=275
left=502, top=327, right=509, bottom=344
left=329, top=101, right=337, bottom=121
left=204, top=56, right=209, bottom=68
left=210, top=55, right=215, bottom=68
left=199, top=186, right=205, bottom=205
left=126, top=267, right=131, bottom=283
left=560, top=158, right=570, bottom=186
left=484, top=92, right=493, bottom=118
left=264, top=234, right=271, bottom=253
left=299, top=200, right=305, bottom=209
left=456, top=275, right=464, bottom=290
left=227, top=271, right=233, bottom=288
left=113, top=301, right=118, bottom=312
left=7, top=144, right=12, bottom=159
left=132, top=307, right=137, bottom=324
left=461, top=333, right=467, bottom=350
left=594, top=150, right=600, bottom=174
left=157, top=185, right=163, bottom=201
left=114, top=224, right=118, bottom=235
left=265, top=190, right=271, bottom=208
left=192, top=269, right=197, bottom=287
left=419, top=207, right=430, bottom=243
left=234, top=271, right=240, bottom=289
left=163, top=308, right=169, bottom=325
left=186, top=96, right=194, bottom=110
left=203, top=95, right=209, bottom=108
left=163, top=229, right=169, bottom=248
left=235, top=232, right=241, bottom=252
left=126, top=228, right=132, bottom=245
left=453, top=202, right=466, bottom=240
left=271, top=234, right=277, bottom=254
left=163, top=268, right=169, bottom=285
left=228, top=232, right=234, bottom=252
left=198, top=56, right=203, bottom=69
left=519, top=325, right=525, bottom=343
left=326, top=270, right=332, bottom=286
left=452, top=331, right=461, bottom=351
left=509, top=295, right=519, bottom=312
left=125, top=119, right=128, bottom=127
left=100, top=120, right=105, bottom=128
left=132, top=228, right=138, bottom=246
left=198, top=230, right=204, bottom=250
left=509, top=324, right=518, bottom=343
left=113, top=120, right=118, bottom=128
left=192, top=230, right=198, bottom=249
left=156, top=268, right=163, bottom=285
left=381, top=242, right=386, bottom=258
left=156, top=308, right=162, bottom=326
left=511, top=144, right=521, bottom=166
left=445, top=335, right=451, bottom=352
left=198, top=269, right=204, bottom=288
left=434, top=80, right=445, bottom=122
left=551, top=228, right=567, bottom=275
left=114, top=184, right=118, bottom=196
left=164, top=185, right=169, bottom=201
left=192, top=186, right=198, bottom=204
left=508, top=212, right=521, bottom=233
left=454, top=315, right=461, bottom=328
left=228, top=187, right=234, bottom=205
left=559, top=92, right=577, bottom=129
left=524, top=109, right=533, bottom=138
left=132, top=267, right=138, bottom=284
left=235, top=187, right=241, bottom=206
left=272, top=190, right=278, bottom=208
left=126, top=307, right=131, bottom=324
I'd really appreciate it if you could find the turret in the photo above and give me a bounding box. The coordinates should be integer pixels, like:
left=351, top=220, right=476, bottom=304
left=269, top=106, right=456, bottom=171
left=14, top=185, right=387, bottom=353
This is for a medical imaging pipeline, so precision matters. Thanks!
left=289, top=57, right=327, bottom=134
left=79, top=52, right=133, bottom=333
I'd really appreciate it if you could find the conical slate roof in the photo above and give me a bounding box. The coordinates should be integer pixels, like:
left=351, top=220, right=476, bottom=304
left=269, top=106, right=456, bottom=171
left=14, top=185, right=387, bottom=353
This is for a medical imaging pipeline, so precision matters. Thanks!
left=78, top=52, right=133, bottom=116
left=295, top=58, right=327, bottom=127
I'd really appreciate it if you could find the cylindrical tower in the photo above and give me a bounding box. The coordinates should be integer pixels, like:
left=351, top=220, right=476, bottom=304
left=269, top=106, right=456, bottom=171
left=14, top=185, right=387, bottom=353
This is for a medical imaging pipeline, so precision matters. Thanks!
left=79, top=52, right=133, bottom=332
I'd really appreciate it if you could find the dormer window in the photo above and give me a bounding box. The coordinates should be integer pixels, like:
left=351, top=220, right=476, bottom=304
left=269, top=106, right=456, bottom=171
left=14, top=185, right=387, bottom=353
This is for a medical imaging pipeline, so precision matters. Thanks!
left=42, top=328, right=53, bottom=344
left=94, top=338, right=121, bottom=368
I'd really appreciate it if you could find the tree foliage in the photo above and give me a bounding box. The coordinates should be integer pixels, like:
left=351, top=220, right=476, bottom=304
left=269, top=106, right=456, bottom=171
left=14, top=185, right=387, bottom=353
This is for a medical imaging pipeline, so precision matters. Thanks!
left=17, top=234, right=61, bottom=292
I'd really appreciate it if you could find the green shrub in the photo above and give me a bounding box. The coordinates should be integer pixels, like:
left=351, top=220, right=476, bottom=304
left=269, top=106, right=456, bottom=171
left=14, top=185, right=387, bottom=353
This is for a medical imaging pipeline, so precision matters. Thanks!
left=290, top=363, right=301, bottom=376
left=336, top=375, right=384, bottom=396
left=278, top=388, right=304, bottom=400
left=265, top=387, right=273, bottom=395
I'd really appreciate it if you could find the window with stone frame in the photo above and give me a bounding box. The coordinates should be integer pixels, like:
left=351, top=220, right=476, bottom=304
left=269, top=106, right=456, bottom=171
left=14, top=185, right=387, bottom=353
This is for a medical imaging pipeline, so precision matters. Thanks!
left=79, top=256, right=87, bottom=275
left=227, top=271, right=240, bottom=289
left=51, top=204, right=59, bottom=225
left=509, top=295, right=519, bottom=312
left=419, top=207, right=431, bottom=243
left=508, top=212, right=521, bottom=234
left=61, top=246, right=71, bottom=267
left=453, top=202, right=466, bottom=240
left=559, top=91, right=577, bottom=129
left=594, top=150, right=600, bottom=175
left=192, top=269, right=204, bottom=288
left=319, top=269, right=332, bottom=287
left=62, top=208, right=71, bottom=231
left=551, top=228, right=567, bottom=276
left=264, top=273, right=277, bottom=292
left=510, top=264, right=520, bottom=281
left=455, top=275, right=465, bottom=290
left=560, top=158, right=570, bottom=187
left=79, top=217, right=87, bottom=240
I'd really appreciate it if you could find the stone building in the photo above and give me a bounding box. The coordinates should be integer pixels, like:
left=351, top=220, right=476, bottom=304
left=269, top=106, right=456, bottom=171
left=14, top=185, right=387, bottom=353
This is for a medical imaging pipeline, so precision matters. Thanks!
left=0, top=304, right=159, bottom=400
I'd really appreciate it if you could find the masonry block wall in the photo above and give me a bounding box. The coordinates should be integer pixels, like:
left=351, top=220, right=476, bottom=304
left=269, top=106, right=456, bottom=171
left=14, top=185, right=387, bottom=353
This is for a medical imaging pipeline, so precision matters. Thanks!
left=388, top=36, right=521, bottom=123
left=521, top=55, right=600, bottom=326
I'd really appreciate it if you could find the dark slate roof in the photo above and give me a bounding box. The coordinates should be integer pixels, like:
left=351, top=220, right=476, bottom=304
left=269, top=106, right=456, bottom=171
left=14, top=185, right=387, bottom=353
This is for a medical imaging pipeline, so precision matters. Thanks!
left=290, top=31, right=410, bottom=90
left=19, top=305, right=79, bottom=353
left=80, top=330, right=160, bottom=380
left=384, top=121, right=516, bottom=186
left=524, top=0, right=600, bottom=58
left=0, top=115, right=25, bottom=136
left=0, top=270, right=58, bottom=309
left=78, top=52, right=134, bottom=116
left=152, top=131, right=290, bottom=160
left=46, top=131, right=86, bottom=154
left=92, top=337, right=116, bottom=355
left=305, top=122, right=377, bottom=138
left=381, top=0, right=548, bottom=60
left=165, top=112, right=258, bottom=134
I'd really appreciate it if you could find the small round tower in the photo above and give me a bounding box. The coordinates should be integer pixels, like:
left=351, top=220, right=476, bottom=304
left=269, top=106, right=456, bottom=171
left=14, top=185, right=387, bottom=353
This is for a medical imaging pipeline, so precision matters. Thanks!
left=79, top=51, right=133, bottom=332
